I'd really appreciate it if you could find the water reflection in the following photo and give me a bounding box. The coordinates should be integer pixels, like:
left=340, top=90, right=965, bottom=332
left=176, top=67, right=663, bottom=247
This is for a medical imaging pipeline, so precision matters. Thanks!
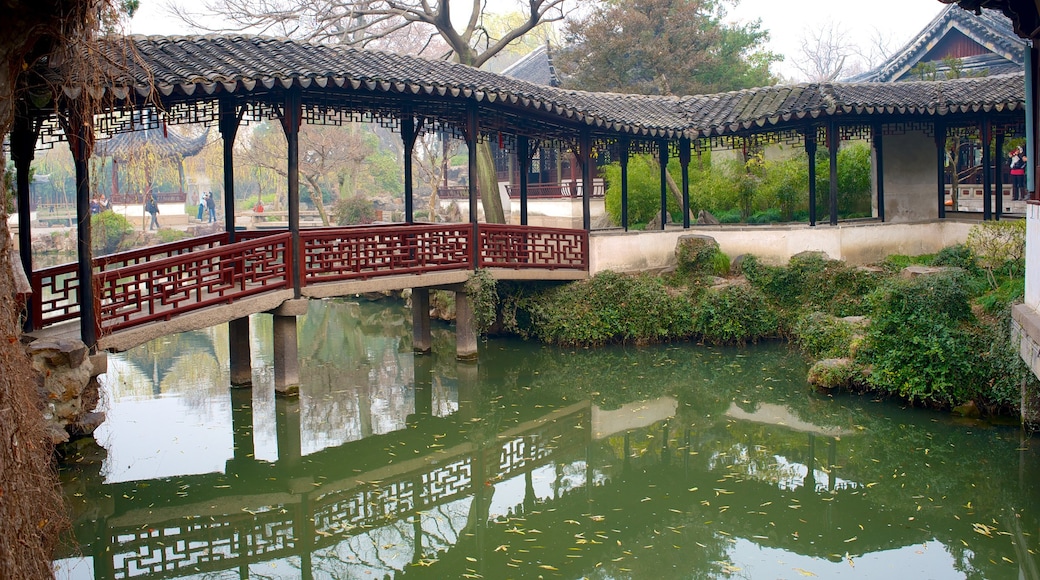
left=56, top=299, right=1040, bottom=579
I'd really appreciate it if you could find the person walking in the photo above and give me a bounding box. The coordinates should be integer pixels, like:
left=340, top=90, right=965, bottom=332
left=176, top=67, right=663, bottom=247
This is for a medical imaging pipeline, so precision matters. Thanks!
left=145, top=195, right=160, bottom=230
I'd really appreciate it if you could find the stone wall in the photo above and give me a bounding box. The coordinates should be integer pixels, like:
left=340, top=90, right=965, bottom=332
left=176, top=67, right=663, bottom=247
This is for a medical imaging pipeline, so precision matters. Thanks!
left=27, top=338, right=106, bottom=444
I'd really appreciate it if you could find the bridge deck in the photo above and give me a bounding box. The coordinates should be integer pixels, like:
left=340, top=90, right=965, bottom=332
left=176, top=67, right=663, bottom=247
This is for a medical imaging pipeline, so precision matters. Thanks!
left=28, top=223, right=588, bottom=351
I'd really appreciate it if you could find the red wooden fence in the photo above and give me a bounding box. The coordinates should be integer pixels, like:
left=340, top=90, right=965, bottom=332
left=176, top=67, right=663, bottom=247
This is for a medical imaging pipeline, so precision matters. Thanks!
left=30, top=224, right=588, bottom=336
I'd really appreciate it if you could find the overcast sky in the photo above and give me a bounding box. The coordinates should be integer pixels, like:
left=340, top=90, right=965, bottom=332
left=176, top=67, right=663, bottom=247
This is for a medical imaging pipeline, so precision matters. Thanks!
left=129, top=0, right=960, bottom=81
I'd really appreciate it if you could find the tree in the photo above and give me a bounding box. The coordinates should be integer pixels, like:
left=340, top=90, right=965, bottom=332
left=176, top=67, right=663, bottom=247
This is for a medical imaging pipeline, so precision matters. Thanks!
left=556, top=0, right=778, bottom=96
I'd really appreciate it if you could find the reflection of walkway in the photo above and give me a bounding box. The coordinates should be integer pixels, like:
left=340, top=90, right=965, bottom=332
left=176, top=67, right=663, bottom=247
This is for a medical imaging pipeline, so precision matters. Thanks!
left=724, top=402, right=853, bottom=437
left=68, top=401, right=592, bottom=579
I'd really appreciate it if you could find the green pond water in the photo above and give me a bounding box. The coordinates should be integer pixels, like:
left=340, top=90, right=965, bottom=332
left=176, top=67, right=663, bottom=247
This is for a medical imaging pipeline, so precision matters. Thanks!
left=54, top=298, right=1040, bottom=579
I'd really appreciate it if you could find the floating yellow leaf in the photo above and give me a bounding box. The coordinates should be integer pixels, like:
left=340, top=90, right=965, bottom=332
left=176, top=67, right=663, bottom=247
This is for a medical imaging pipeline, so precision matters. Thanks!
left=793, top=568, right=818, bottom=577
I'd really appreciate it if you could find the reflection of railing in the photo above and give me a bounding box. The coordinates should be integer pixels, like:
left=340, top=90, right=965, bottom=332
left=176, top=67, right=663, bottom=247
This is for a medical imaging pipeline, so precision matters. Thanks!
left=94, top=403, right=590, bottom=579
left=30, top=224, right=588, bottom=334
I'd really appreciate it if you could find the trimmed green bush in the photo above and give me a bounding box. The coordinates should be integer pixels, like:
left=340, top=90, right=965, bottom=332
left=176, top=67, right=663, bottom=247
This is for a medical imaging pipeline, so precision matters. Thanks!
left=91, top=211, right=134, bottom=255
left=692, top=283, right=777, bottom=345
left=792, top=311, right=859, bottom=359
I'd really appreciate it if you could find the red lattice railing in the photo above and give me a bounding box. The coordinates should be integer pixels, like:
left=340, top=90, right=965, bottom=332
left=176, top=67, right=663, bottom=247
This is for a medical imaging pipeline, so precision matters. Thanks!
left=301, top=223, right=473, bottom=285
left=477, top=224, right=588, bottom=270
left=96, top=233, right=292, bottom=333
left=30, top=224, right=587, bottom=335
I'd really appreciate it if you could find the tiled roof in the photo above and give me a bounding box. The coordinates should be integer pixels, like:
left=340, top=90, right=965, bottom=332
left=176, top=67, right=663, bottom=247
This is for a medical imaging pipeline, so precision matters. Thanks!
left=50, top=35, right=1026, bottom=141
left=500, top=45, right=560, bottom=87
left=850, top=4, right=1025, bottom=82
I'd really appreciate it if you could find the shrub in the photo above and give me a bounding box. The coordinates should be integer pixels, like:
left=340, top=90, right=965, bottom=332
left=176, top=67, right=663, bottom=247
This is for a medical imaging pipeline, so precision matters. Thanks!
left=931, top=244, right=977, bottom=272
left=792, top=311, right=859, bottom=359
left=859, top=271, right=981, bottom=406
left=91, top=211, right=134, bottom=255
left=332, top=194, right=376, bottom=225
left=743, top=253, right=879, bottom=317
left=505, top=271, right=696, bottom=346
left=465, top=269, right=498, bottom=335
left=966, top=220, right=1025, bottom=288
left=692, top=283, right=778, bottom=345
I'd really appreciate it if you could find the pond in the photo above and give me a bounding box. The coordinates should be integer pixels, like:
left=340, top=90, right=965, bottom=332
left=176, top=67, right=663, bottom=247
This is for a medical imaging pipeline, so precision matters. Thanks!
left=54, top=298, right=1040, bottom=579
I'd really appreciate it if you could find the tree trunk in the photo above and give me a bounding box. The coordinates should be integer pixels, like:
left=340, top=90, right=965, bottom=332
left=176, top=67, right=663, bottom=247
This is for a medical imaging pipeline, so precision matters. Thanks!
left=303, top=174, right=331, bottom=225
left=477, top=141, right=505, bottom=224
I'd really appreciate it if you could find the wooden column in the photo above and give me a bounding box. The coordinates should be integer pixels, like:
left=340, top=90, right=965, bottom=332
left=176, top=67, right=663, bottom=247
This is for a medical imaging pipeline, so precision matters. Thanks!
left=620, top=139, right=630, bottom=231
left=805, top=127, right=818, bottom=227
left=66, top=107, right=97, bottom=347
left=279, top=89, right=303, bottom=296
left=995, top=128, right=1005, bottom=215
left=680, top=137, right=691, bottom=228
left=935, top=121, right=947, bottom=219
left=517, top=136, right=532, bottom=226
left=219, top=98, right=241, bottom=241
left=466, top=103, right=479, bottom=225
left=659, top=139, right=668, bottom=230
left=873, top=123, right=886, bottom=222
left=402, top=110, right=420, bottom=223
left=580, top=127, right=592, bottom=231
left=828, top=120, right=839, bottom=226
left=11, top=108, right=39, bottom=332
left=982, top=121, right=994, bottom=220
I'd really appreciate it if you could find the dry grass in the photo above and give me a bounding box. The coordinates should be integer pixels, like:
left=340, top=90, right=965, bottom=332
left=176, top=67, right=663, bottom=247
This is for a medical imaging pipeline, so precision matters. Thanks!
left=0, top=223, right=68, bottom=578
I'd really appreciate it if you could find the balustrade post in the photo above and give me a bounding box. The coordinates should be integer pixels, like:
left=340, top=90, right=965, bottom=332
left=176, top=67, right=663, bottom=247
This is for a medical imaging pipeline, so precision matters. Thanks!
left=412, top=287, right=432, bottom=354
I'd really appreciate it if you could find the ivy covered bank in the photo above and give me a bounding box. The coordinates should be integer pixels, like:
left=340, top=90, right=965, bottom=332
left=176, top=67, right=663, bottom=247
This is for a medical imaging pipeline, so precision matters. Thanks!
left=465, top=221, right=1031, bottom=416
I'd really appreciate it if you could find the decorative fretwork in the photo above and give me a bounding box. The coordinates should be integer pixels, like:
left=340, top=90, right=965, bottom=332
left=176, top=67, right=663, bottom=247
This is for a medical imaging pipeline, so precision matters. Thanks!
left=881, top=121, right=935, bottom=138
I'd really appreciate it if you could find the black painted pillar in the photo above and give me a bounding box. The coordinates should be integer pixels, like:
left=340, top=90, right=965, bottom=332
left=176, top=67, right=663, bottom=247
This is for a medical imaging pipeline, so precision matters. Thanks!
left=935, top=121, right=947, bottom=219
left=982, top=121, right=994, bottom=220
left=620, top=139, right=630, bottom=231
left=466, top=103, right=479, bottom=226
left=219, top=98, right=241, bottom=241
left=680, top=138, right=691, bottom=228
left=280, top=89, right=303, bottom=296
left=805, top=128, right=818, bottom=227
left=11, top=109, right=38, bottom=332
left=517, top=136, right=531, bottom=226
left=67, top=108, right=97, bottom=347
left=828, top=120, right=839, bottom=226
left=873, top=123, right=886, bottom=222
left=402, top=110, right=420, bottom=223
left=995, top=129, right=1005, bottom=216
left=659, top=139, right=668, bottom=230
left=581, top=127, right=592, bottom=231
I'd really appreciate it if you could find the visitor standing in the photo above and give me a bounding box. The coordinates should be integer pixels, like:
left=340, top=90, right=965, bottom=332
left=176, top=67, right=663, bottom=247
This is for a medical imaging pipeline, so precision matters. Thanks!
left=196, top=192, right=205, bottom=221
left=1011, top=147, right=1026, bottom=201
left=145, top=195, right=160, bottom=230
left=206, top=191, right=217, bottom=223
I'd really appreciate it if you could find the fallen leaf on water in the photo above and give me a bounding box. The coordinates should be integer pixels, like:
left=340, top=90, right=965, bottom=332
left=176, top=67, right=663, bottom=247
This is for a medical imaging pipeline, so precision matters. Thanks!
left=793, top=568, right=818, bottom=577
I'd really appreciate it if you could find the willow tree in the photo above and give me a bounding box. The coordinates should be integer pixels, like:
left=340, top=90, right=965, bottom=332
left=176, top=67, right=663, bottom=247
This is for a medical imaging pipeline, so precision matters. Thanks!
left=175, top=0, right=571, bottom=223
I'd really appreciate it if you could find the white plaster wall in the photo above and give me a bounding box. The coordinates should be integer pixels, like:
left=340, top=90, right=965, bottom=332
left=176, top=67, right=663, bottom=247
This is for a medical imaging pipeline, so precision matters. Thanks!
left=589, top=220, right=978, bottom=274
left=1026, top=202, right=1040, bottom=311
left=877, top=128, right=940, bottom=223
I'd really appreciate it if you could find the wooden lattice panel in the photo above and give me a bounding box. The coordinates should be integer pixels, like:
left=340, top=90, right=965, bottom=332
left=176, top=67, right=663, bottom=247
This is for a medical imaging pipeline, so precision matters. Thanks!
left=477, top=225, right=588, bottom=270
